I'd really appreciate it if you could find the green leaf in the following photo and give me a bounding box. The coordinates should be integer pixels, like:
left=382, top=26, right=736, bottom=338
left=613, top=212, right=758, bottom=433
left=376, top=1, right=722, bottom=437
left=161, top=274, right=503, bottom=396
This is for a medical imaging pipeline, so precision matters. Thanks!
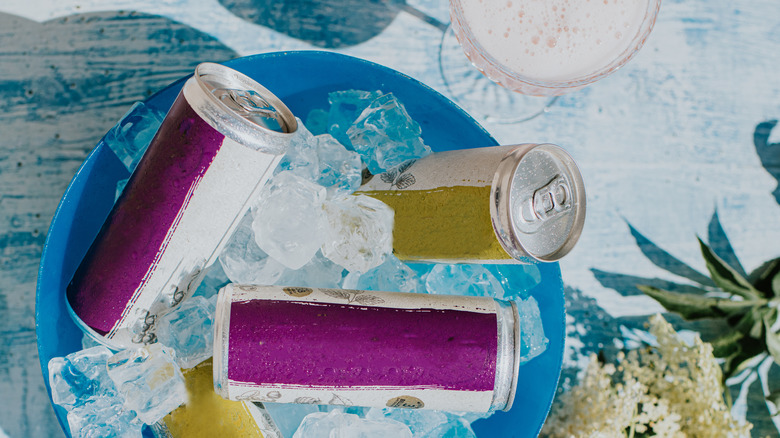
left=710, top=329, right=744, bottom=358
left=774, top=273, right=780, bottom=298
left=721, top=335, right=766, bottom=380
left=748, top=257, right=780, bottom=299
left=638, top=285, right=757, bottom=320
left=699, top=237, right=762, bottom=300
left=767, top=389, right=780, bottom=416
left=764, top=310, right=780, bottom=366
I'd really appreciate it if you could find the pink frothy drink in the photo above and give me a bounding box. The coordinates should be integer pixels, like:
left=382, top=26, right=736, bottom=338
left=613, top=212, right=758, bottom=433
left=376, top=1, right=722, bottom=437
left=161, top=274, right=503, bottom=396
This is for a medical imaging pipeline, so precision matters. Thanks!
left=66, top=63, right=297, bottom=349
left=450, top=0, right=661, bottom=95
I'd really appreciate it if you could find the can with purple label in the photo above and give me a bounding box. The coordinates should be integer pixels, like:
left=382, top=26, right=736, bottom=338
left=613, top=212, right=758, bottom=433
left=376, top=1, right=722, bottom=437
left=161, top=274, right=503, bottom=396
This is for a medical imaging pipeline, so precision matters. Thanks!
left=213, top=284, right=522, bottom=413
left=67, top=63, right=298, bottom=349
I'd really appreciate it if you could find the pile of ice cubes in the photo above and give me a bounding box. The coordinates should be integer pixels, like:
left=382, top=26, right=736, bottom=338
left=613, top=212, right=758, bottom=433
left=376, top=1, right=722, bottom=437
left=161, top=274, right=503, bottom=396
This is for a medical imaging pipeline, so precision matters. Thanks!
left=48, top=344, right=186, bottom=437
left=50, top=90, right=549, bottom=438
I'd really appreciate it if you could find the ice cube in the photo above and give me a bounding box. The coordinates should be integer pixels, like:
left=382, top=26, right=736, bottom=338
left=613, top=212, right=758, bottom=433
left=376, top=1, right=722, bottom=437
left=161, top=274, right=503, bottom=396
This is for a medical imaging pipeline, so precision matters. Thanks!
left=321, top=195, right=394, bottom=274
left=276, top=250, right=346, bottom=288
left=277, top=121, right=320, bottom=181
left=81, top=332, right=106, bottom=350
left=115, top=178, right=129, bottom=202
left=191, top=262, right=230, bottom=300
left=342, top=255, right=424, bottom=294
left=327, top=90, right=383, bottom=148
left=315, top=134, right=363, bottom=196
left=425, top=264, right=505, bottom=299
left=485, top=264, right=542, bottom=300
left=107, top=343, right=187, bottom=424
left=365, top=407, right=448, bottom=437
left=156, top=296, right=216, bottom=369
left=252, top=171, right=327, bottom=270
left=103, top=102, right=165, bottom=173
left=66, top=395, right=142, bottom=438
left=305, top=108, right=329, bottom=135
left=292, top=409, right=412, bottom=438
left=428, top=416, right=477, bottom=438
left=347, top=93, right=432, bottom=174
left=516, top=296, right=549, bottom=363
left=219, top=213, right=286, bottom=285
left=48, top=346, right=115, bottom=408
left=264, top=403, right=320, bottom=438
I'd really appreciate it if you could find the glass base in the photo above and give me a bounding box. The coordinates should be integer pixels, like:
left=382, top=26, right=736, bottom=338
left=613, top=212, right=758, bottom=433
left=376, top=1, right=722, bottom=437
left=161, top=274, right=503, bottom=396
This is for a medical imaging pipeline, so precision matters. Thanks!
left=438, top=25, right=558, bottom=124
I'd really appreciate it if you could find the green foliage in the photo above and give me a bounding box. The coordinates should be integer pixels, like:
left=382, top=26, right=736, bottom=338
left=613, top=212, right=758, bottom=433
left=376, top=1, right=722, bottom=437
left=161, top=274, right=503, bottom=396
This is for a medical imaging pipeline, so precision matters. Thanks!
left=638, top=241, right=780, bottom=380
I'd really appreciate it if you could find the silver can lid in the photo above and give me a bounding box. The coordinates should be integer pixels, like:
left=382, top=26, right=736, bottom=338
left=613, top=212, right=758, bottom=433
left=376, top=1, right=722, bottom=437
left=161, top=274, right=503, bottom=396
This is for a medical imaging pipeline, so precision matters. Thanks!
left=184, top=62, right=298, bottom=154
left=491, top=144, right=586, bottom=262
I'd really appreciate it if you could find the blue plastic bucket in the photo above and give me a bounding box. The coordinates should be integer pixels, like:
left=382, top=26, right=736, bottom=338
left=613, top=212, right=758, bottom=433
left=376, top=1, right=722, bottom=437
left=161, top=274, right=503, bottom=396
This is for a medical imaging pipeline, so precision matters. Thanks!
left=36, top=51, right=564, bottom=438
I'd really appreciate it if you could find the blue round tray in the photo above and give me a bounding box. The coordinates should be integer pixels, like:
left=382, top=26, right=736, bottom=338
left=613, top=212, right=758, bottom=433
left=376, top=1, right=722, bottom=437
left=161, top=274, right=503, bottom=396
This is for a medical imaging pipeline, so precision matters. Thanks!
left=36, top=51, right=564, bottom=438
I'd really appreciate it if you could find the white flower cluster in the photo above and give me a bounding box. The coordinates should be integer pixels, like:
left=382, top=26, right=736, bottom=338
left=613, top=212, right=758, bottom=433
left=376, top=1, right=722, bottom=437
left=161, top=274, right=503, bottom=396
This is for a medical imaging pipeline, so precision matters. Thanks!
left=541, top=314, right=752, bottom=438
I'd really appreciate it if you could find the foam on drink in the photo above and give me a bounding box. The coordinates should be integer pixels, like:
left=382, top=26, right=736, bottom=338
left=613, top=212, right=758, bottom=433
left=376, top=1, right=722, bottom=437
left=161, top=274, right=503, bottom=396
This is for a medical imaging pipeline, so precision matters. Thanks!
left=456, top=0, right=652, bottom=82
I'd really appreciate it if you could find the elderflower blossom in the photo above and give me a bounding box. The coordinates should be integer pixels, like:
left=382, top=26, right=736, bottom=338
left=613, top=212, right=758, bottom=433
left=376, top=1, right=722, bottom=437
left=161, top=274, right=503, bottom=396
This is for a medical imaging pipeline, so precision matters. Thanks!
left=541, top=314, right=752, bottom=437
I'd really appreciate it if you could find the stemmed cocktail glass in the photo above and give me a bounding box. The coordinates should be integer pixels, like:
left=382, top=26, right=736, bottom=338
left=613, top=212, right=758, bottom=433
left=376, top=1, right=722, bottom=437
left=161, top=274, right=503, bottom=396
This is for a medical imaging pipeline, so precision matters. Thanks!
left=440, top=0, right=661, bottom=122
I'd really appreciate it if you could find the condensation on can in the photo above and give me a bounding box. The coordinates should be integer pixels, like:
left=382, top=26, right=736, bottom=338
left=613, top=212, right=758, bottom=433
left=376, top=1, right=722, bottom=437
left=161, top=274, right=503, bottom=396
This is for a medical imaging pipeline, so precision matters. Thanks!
left=213, top=284, right=522, bottom=413
left=66, top=63, right=298, bottom=350
left=356, top=144, right=586, bottom=264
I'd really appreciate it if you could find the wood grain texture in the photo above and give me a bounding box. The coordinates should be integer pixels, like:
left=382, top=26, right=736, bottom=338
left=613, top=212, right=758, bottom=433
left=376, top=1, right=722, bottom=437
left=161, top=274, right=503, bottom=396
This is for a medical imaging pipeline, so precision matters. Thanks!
left=0, top=11, right=236, bottom=437
left=0, top=0, right=779, bottom=436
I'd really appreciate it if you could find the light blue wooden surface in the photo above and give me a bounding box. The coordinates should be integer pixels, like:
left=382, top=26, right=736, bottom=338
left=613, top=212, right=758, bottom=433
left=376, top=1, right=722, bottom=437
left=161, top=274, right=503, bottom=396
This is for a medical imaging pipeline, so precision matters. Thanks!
left=0, top=0, right=778, bottom=436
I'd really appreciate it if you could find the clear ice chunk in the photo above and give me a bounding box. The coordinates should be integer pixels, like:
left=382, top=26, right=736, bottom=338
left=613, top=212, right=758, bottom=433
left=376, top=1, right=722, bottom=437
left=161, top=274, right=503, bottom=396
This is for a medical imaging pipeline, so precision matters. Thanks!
left=305, top=108, right=329, bottom=136
left=115, top=178, right=129, bottom=202
left=279, top=127, right=362, bottom=196
left=485, top=264, right=542, bottom=300
left=263, top=403, right=320, bottom=438
left=103, top=102, right=165, bottom=173
left=293, top=409, right=412, bottom=438
left=321, top=195, right=394, bottom=274
left=155, top=296, right=216, bottom=369
left=365, top=408, right=448, bottom=437
left=80, top=332, right=107, bottom=352
left=106, top=343, right=187, bottom=425
left=315, top=134, right=363, bottom=196
left=277, top=121, right=320, bottom=181
left=219, top=213, right=286, bottom=285
left=342, top=255, right=424, bottom=294
left=516, top=296, right=549, bottom=363
left=276, top=250, right=346, bottom=288
left=427, top=416, right=477, bottom=438
left=48, top=346, right=116, bottom=409
left=252, top=171, right=327, bottom=270
left=66, top=395, right=142, bottom=438
left=425, top=264, right=505, bottom=299
left=327, top=90, right=383, bottom=148
left=346, top=93, right=432, bottom=174
left=191, top=262, right=230, bottom=300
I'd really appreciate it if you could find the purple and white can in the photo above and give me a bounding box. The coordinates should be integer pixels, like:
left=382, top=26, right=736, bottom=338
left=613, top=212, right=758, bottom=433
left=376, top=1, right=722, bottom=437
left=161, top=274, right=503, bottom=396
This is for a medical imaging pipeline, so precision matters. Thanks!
left=67, top=63, right=297, bottom=349
left=213, top=285, right=522, bottom=413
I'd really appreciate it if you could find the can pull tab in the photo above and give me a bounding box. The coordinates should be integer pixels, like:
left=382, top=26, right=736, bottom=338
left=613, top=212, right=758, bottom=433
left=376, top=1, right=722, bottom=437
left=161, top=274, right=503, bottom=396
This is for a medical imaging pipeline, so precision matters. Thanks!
left=517, top=175, right=572, bottom=232
left=213, top=88, right=285, bottom=131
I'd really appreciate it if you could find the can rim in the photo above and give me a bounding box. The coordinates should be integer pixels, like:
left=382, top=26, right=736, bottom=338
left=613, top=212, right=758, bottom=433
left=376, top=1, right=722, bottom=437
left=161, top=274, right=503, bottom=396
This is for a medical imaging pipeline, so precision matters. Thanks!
left=503, top=299, right=522, bottom=412
left=186, top=62, right=298, bottom=154
left=490, top=143, right=586, bottom=262
left=213, top=283, right=233, bottom=399
left=64, top=297, right=123, bottom=352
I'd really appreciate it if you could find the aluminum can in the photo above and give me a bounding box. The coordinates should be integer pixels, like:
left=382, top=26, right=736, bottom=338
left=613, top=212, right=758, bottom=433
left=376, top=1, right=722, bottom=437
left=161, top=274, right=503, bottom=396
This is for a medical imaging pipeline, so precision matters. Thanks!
left=67, top=63, right=297, bottom=349
left=356, top=144, right=586, bottom=263
left=213, top=284, right=522, bottom=413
